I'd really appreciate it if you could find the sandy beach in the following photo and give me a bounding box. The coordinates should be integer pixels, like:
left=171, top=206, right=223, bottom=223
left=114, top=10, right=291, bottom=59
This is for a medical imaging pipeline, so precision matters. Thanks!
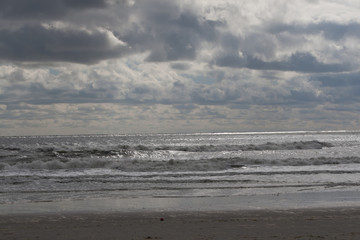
left=1, top=207, right=360, bottom=240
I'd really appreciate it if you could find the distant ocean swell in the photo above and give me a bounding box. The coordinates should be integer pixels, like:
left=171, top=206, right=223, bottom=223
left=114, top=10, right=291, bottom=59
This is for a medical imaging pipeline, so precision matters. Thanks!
left=1, top=140, right=359, bottom=171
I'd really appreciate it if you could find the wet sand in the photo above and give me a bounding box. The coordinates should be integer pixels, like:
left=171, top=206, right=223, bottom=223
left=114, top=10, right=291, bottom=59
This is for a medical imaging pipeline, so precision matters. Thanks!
left=1, top=208, right=360, bottom=240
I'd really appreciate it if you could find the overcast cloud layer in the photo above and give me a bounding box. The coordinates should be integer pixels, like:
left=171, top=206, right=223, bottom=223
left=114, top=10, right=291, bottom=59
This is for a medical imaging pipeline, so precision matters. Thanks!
left=1, top=0, right=360, bottom=135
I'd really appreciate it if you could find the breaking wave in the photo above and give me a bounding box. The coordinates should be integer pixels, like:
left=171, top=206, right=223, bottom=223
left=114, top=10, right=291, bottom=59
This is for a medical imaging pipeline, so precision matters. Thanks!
left=0, top=140, right=334, bottom=157
left=126, top=140, right=332, bottom=152
left=1, top=155, right=359, bottom=171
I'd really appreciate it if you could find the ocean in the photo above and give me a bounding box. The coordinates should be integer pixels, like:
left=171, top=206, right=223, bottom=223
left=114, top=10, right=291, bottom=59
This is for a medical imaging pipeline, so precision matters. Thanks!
left=1, top=131, right=360, bottom=208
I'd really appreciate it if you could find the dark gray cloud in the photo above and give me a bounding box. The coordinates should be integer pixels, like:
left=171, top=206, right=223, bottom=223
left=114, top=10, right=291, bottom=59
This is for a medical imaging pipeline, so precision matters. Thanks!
left=170, top=63, right=191, bottom=70
left=311, top=72, right=360, bottom=87
left=0, top=0, right=108, bottom=20
left=0, top=24, right=127, bottom=64
left=215, top=51, right=350, bottom=73
left=213, top=24, right=354, bottom=73
left=0, top=0, right=221, bottom=64
left=118, top=0, right=221, bottom=62
left=310, top=72, right=360, bottom=103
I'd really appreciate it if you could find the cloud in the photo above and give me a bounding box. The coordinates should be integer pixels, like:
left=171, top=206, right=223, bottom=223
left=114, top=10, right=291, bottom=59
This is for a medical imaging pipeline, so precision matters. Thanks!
left=215, top=51, right=350, bottom=73
left=0, top=60, right=327, bottom=109
left=119, top=0, right=221, bottom=62
left=268, top=21, right=360, bottom=41
left=1, top=0, right=357, bottom=72
left=0, top=24, right=128, bottom=64
left=0, top=0, right=108, bottom=20
left=1, top=0, right=360, bottom=135
left=0, top=0, right=222, bottom=64
left=311, top=72, right=360, bottom=87
left=310, top=72, right=360, bottom=103
left=170, top=63, right=191, bottom=70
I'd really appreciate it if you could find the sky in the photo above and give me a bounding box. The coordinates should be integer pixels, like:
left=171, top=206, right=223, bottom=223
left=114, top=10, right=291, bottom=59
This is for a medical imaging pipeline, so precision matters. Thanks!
left=1, top=0, right=360, bottom=136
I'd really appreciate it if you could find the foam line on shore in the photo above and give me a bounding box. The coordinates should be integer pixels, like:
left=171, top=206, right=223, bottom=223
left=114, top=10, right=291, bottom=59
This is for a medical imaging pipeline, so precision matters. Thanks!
left=1, top=190, right=360, bottom=215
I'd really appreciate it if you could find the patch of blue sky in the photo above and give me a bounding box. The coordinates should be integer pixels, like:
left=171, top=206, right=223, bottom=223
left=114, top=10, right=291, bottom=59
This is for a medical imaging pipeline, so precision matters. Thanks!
left=49, top=68, right=61, bottom=76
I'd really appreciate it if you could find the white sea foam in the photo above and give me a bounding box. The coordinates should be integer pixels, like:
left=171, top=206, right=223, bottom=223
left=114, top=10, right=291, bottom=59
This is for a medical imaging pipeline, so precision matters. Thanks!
left=1, top=155, right=360, bottom=171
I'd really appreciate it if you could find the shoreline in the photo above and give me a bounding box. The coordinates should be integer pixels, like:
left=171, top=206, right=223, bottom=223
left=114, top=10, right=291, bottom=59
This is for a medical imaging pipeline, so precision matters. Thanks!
left=1, top=207, right=360, bottom=240
left=1, top=191, right=360, bottom=239
left=1, top=190, right=360, bottom=215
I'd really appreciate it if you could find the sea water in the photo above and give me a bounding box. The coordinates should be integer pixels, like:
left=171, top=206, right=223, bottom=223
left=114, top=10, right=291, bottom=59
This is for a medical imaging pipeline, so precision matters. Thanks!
left=1, top=131, right=360, bottom=207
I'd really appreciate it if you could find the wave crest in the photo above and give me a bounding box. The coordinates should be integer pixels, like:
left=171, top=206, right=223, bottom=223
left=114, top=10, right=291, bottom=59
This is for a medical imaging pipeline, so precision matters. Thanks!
left=1, top=155, right=359, bottom=171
